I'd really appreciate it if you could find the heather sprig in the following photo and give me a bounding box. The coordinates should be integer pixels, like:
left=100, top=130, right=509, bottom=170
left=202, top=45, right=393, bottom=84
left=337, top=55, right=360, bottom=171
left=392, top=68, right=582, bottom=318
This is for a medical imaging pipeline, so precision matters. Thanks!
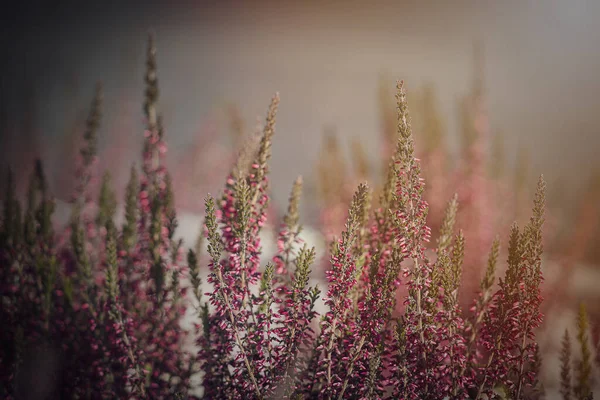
left=437, top=193, right=459, bottom=253
left=513, top=176, right=546, bottom=400
left=72, top=82, right=102, bottom=209
left=96, top=171, right=117, bottom=232
left=198, top=92, right=279, bottom=398
left=67, top=84, right=105, bottom=310
left=274, top=176, right=304, bottom=277
left=441, top=231, right=468, bottom=397
left=316, top=184, right=369, bottom=393
left=476, top=176, right=546, bottom=399
left=104, top=223, right=147, bottom=397
left=204, top=193, right=263, bottom=399
left=562, top=329, right=573, bottom=400
left=464, top=236, right=500, bottom=367
left=79, top=82, right=102, bottom=188
left=390, top=80, right=437, bottom=398
left=273, top=244, right=319, bottom=394
left=187, top=248, right=202, bottom=307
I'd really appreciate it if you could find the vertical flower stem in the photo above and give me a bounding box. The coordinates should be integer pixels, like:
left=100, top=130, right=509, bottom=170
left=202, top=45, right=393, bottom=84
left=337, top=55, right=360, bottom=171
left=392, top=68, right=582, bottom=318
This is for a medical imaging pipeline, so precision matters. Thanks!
left=337, top=336, right=366, bottom=400
left=413, top=257, right=429, bottom=394
left=216, top=267, right=263, bottom=399
left=514, top=321, right=531, bottom=400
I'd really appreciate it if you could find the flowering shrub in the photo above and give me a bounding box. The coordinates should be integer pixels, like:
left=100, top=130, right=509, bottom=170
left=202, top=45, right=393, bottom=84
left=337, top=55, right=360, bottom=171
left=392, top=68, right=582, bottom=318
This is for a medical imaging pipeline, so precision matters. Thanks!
left=1, top=36, right=597, bottom=399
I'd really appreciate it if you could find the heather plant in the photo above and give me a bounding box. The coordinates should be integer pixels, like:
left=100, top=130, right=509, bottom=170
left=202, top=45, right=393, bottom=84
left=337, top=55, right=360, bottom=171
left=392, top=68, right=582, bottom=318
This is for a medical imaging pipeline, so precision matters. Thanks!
left=0, top=35, right=194, bottom=399
left=3, top=35, right=599, bottom=400
left=193, top=80, right=552, bottom=399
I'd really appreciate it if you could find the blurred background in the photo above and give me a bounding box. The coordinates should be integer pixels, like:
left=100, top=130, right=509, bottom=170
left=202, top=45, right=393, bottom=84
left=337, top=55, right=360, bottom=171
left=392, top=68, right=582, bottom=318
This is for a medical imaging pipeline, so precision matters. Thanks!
left=2, top=0, right=600, bottom=396
left=3, top=0, right=600, bottom=205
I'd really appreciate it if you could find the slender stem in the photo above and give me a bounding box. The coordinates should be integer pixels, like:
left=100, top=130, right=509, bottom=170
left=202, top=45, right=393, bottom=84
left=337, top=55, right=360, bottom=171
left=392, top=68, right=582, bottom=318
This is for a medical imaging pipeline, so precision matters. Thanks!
left=111, top=304, right=147, bottom=397
left=464, top=292, right=491, bottom=371
left=239, top=231, right=258, bottom=329
left=337, top=336, right=366, bottom=400
left=217, top=268, right=263, bottom=399
left=413, top=257, right=429, bottom=395
left=476, top=355, right=494, bottom=399
left=280, top=292, right=300, bottom=387
left=476, top=331, right=503, bottom=400
left=324, top=317, right=339, bottom=395
left=514, top=321, right=530, bottom=400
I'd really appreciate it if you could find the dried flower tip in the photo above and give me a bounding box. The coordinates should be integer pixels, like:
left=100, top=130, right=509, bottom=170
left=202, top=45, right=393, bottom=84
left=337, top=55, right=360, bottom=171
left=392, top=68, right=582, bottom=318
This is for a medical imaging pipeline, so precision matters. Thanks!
left=81, top=82, right=103, bottom=168
left=283, top=176, right=303, bottom=231
left=250, top=92, right=280, bottom=189
left=293, top=245, right=316, bottom=291
left=204, top=195, right=223, bottom=264
left=188, top=248, right=203, bottom=305
left=234, top=178, right=252, bottom=239
left=144, top=32, right=159, bottom=128
left=96, top=171, right=117, bottom=230
left=233, top=128, right=262, bottom=180
left=379, top=160, right=397, bottom=210
left=480, top=236, right=500, bottom=293
left=449, top=230, right=465, bottom=290
left=394, top=80, right=416, bottom=168
left=437, top=193, right=459, bottom=252
left=347, top=183, right=370, bottom=233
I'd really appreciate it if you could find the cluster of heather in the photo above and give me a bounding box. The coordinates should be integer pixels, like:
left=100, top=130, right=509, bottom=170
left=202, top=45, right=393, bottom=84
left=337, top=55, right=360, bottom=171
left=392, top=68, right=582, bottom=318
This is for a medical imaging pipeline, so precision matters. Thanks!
left=1, top=36, right=600, bottom=399
left=1, top=37, right=194, bottom=399
left=315, top=64, right=519, bottom=307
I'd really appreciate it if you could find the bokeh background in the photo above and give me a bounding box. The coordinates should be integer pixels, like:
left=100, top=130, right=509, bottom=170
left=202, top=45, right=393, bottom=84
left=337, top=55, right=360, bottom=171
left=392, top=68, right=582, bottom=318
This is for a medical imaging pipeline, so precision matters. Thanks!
left=3, top=0, right=600, bottom=397
left=4, top=0, right=600, bottom=205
